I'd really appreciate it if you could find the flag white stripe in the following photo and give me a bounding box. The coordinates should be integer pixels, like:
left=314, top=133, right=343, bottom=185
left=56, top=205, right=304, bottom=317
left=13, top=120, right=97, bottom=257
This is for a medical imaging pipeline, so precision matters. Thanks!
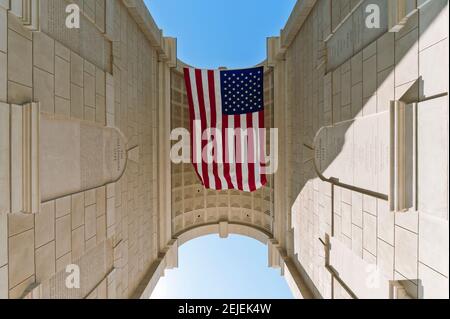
left=253, top=112, right=261, bottom=189
left=201, top=70, right=215, bottom=189
left=228, top=116, right=238, bottom=189
left=214, top=70, right=227, bottom=189
left=240, top=113, right=249, bottom=192
left=189, top=69, right=203, bottom=183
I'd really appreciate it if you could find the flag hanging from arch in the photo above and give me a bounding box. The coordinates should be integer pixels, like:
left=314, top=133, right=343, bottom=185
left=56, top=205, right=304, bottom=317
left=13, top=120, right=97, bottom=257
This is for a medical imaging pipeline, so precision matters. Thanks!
left=183, top=66, right=267, bottom=192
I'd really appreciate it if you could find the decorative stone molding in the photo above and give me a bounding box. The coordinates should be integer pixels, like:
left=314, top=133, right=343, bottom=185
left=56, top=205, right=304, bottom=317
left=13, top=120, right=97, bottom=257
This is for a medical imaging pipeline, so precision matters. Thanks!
left=122, top=0, right=162, bottom=50
left=267, top=37, right=285, bottom=66
left=219, top=221, right=229, bottom=238
left=165, top=239, right=178, bottom=270
left=9, top=0, right=39, bottom=31
left=159, top=37, right=177, bottom=68
left=390, top=281, right=413, bottom=299
left=391, top=100, right=415, bottom=212
left=267, top=35, right=290, bottom=262
left=280, top=0, right=317, bottom=50
left=268, top=239, right=282, bottom=269
left=390, top=79, right=419, bottom=212
left=133, top=238, right=178, bottom=299
left=122, top=1, right=178, bottom=62
left=171, top=207, right=273, bottom=236
left=0, top=103, right=10, bottom=214
left=388, top=0, right=418, bottom=32
left=268, top=239, right=315, bottom=299
left=177, top=223, right=271, bottom=246
left=127, top=146, right=140, bottom=163
left=10, top=103, right=40, bottom=214
left=157, top=52, right=173, bottom=252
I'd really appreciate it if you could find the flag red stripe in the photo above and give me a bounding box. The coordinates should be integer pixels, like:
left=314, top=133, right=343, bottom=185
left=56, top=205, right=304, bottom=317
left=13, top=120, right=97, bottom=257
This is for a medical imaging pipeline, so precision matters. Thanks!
left=183, top=68, right=203, bottom=183
left=246, top=113, right=256, bottom=192
left=234, top=114, right=243, bottom=191
left=259, top=110, right=267, bottom=186
left=194, top=69, right=210, bottom=188
left=207, top=70, right=221, bottom=190
left=222, top=115, right=233, bottom=188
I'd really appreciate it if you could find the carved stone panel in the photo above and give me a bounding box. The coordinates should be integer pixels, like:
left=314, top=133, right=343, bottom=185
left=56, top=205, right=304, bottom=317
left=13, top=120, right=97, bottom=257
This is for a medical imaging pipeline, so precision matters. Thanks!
left=40, top=114, right=127, bottom=202
left=314, top=110, right=390, bottom=197
left=0, top=102, right=9, bottom=214
left=327, top=0, right=389, bottom=71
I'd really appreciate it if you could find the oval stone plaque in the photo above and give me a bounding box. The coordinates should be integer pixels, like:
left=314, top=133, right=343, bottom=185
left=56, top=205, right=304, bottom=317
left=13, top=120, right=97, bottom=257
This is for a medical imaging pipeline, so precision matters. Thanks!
left=313, top=111, right=390, bottom=197
left=40, top=114, right=127, bottom=201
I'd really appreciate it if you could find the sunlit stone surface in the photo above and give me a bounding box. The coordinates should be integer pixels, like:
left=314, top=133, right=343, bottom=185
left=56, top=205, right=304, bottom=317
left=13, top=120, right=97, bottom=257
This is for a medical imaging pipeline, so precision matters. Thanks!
left=0, top=0, right=448, bottom=299
left=40, top=113, right=127, bottom=202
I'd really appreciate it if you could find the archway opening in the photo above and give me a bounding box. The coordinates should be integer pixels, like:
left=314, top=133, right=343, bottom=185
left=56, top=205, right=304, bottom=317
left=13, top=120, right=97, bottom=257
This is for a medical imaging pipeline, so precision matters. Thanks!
left=150, top=234, right=293, bottom=299
left=144, top=0, right=297, bottom=68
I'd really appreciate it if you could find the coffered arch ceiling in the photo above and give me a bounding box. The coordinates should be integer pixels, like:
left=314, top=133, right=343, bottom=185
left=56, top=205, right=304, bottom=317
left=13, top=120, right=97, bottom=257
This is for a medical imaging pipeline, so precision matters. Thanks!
left=170, top=60, right=275, bottom=238
left=177, top=223, right=271, bottom=246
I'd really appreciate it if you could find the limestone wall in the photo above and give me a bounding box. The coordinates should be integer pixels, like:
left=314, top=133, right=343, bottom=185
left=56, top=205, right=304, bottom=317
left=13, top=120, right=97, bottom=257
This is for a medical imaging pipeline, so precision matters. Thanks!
left=279, top=0, right=449, bottom=298
left=1, top=0, right=448, bottom=300
left=0, top=0, right=167, bottom=299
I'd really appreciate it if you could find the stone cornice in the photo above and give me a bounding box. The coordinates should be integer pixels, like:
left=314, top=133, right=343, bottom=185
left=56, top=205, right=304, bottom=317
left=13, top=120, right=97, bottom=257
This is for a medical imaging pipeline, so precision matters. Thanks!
left=173, top=59, right=270, bottom=73
left=122, top=0, right=174, bottom=59
left=159, top=37, right=177, bottom=68
left=267, top=37, right=285, bottom=66
left=280, top=0, right=317, bottom=50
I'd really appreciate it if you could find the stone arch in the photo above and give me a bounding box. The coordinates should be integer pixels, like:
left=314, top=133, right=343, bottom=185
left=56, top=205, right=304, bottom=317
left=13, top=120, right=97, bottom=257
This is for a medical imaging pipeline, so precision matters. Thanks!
left=134, top=59, right=287, bottom=300
left=177, top=222, right=271, bottom=246
left=169, top=60, right=276, bottom=239
left=137, top=222, right=313, bottom=299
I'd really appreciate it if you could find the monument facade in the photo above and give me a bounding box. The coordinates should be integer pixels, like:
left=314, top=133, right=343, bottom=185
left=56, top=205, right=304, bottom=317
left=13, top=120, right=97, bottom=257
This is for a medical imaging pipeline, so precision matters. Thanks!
left=0, top=0, right=448, bottom=298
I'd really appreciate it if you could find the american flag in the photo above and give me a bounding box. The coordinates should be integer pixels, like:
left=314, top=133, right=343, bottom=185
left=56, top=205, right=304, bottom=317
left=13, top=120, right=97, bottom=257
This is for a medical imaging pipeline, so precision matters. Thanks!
left=183, top=66, right=267, bottom=192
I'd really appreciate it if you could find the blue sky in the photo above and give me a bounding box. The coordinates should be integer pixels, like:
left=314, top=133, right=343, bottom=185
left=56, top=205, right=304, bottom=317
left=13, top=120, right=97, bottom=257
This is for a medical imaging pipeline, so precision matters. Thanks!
left=144, top=0, right=296, bottom=299
left=144, top=0, right=297, bottom=69
left=150, top=235, right=293, bottom=299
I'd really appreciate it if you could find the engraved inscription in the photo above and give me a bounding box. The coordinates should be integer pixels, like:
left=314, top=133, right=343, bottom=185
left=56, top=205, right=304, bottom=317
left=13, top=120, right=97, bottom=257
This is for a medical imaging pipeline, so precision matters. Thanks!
left=314, top=112, right=390, bottom=196
left=327, top=0, right=388, bottom=71
left=40, top=115, right=127, bottom=201
left=42, top=0, right=110, bottom=72
left=113, top=137, right=125, bottom=173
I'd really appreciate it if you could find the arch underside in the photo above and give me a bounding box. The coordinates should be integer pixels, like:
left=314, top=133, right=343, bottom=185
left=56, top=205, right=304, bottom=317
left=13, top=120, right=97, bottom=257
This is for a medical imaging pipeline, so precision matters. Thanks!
left=176, top=221, right=271, bottom=246
left=145, top=222, right=309, bottom=300
left=170, top=62, right=276, bottom=239
left=2, top=0, right=447, bottom=300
